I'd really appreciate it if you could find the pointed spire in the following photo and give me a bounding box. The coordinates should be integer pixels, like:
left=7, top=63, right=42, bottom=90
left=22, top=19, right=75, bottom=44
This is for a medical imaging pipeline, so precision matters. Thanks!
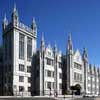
left=83, top=48, right=87, bottom=58
left=68, top=32, right=72, bottom=41
left=82, top=48, right=88, bottom=62
left=32, top=17, right=36, bottom=24
left=12, top=3, right=19, bottom=19
left=31, top=17, right=37, bottom=30
left=41, top=32, right=44, bottom=42
left=3, top=13, right=7, bottom=22
left=54, top=43, right=57, bottom=49
left=48, top=43, right=51, bottom=48
left=67, top=32, right=73, bottom=51
left=41, top=32, right=45, bottom=51
left=3, top=13, right=8, bottom=27
left=13, top=3, right=16, bottom=12
left=54, top=41, right=57, bottom=52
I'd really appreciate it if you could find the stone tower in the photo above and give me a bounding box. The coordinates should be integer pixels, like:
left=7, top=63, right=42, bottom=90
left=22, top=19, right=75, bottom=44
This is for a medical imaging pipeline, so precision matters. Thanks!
left=82, top=48, right=88, bottom=95
left=2, top=4, right=37, bottom=96
left=40, top=33, right=45, bottom=95
left=66, top=33, right=73, bottom=91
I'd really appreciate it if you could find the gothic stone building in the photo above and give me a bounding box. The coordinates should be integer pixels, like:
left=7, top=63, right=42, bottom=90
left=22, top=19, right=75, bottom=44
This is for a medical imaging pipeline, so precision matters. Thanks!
left=2, top=5, right=37, bottom=96
left=1, top=5, right=100, bottom=96
left=32, top=34, right=62, bottom=96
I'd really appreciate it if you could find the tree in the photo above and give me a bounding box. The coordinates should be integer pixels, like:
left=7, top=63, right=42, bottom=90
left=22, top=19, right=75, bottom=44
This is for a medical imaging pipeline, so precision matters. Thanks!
left=74, top=84, right=81, bottom=90
left=74, top=84, right=81, bottom=95
left=70, top=86, right=75, bottom=91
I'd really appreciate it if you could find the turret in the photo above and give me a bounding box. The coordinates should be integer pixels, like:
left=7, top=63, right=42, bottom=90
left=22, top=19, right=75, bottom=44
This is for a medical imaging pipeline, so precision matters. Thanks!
left=11, top=4, right=19, bottom=26
left=82, top=48, right=88, bottom=95
left=31, top=17, right=37, bottom=35
left=2, top=14, right=8, bottom=31
left=67, top=33, right=73, bottom=55
left=66, top=32, right=73, bottom=91
left=82, top=48, right=88, bottom=63
left=54, top=43, right=58, bottom=54
left=40, top=33, right=45, bottom=56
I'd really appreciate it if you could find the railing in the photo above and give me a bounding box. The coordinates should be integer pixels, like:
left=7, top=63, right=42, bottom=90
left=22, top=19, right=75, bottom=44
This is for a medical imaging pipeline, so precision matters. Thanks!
left=18, top=22, right=33, bottom=33
left=4, top=21, right=36, bottom=36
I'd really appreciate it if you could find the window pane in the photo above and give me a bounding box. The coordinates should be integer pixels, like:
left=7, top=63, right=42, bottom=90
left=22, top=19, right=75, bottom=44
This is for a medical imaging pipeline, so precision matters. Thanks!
left=47, top=82, right=51, bottom=89
left=19, top=86, right=24, bottom=92
left=19, top=76, right=24, bottom=82
left=19, top=64, right=24, bottom=72
left=28, top=87, right=31, bottom=92
left=27, top=37, right=32, bottom=61
left=59, top=73, right=62, bottom=79
left=19, top=33, right=24, bottom=60
left=28, top=77, right=31, bottom=83
left=47, top=71, right=51, bottom=77
left=27, top=66, right=31, bottom=73
left=59, top=83, right=62, bottom=89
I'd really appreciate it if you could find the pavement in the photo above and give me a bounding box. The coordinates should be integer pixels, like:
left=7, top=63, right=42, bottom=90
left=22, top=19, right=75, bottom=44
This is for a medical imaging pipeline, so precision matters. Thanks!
left=0, top=96, right=100, bottom=100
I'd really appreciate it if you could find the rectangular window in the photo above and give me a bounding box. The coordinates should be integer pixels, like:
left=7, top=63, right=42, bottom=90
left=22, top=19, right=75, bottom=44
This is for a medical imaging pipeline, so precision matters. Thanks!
left=27, top=37, right=32, bottom=61
left=59, top=62, right=62, bottom=68
left=27, top=66, right=31, bottom=73
left=19, top=64, right=24, bottom=72
left=19, top=86, right=24, bottom=92
left=74, top=63, right=82, bottom=70
left=74, top=72, right=76, bottom=80
left=19, top=76, right=24, bottom=82
left=59, top=83, right=62, bottom=89
left=80, top=74, right=82, bottom=81
left=28, top=77, right=31, bottom=83
left=59, top=73, right=62, bottom=79
left=47, top=58, right=51, bottom=65
left=77, top=73, right=79, bottom=81
left=19, top=33, right=24, bottom=60
left=48, top=51, right=51, bottom=56
left=53, top=82, right=54, bottom=89
left=28, top=87, right=31, bottom=92
left=47, top=71, right=51, bottom=77
left=53, top=72, right=54, bottom=77
left=47, top=82, right=51, bottom=89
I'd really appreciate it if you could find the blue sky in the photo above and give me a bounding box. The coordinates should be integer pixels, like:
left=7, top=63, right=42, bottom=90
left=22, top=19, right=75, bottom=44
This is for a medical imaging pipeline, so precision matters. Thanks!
left=0, top=0, right=100, bottom=65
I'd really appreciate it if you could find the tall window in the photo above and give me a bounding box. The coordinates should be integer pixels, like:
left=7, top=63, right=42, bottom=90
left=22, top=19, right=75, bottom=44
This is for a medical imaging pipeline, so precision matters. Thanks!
left=80, top=74, right=82, bottom=81
left=19, top=33, right=24, bottom=60
left=74, top=72, right=76, bottom=80
left=47, top=71, right=51, bottom=77
left=47, top=58, right=53, bottom=66
left=19, top=64, right=24, bottom=72
left=59, top=62, right=62, bottom=68
left=27, top=37, right=32, bottom=61
left=52, top=72, right=54, bottom=77
left=28, top=87, right=31, bottom=92
left=59, top=83, right=62, bottom=89
left=74, top=62, right=82, bottom=70
left=47, top=82, right=51, bottom=89
left=59, top=73, right=62, bottom=79
left=47, top=58, right=51, bottom=65
left=27, top=66, right=31, bottom=73
left=77, top=73, right=79, bottom=81
left=28, top=77, right=31, bottom=83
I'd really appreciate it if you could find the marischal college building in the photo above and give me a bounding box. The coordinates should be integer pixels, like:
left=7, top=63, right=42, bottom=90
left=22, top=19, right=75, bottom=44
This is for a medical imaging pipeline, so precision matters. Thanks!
left=0, top=5, right=100, bottom=96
